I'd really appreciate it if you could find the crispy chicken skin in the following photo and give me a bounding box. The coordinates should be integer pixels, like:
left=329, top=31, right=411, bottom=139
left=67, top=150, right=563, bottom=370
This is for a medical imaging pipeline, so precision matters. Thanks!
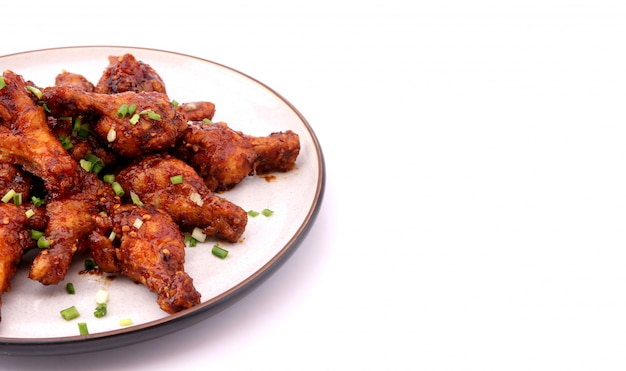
left=88, top=204, right=201, bottom=313
left=0, top=203, right=33, bottom=321
left=54, top=71, right=95, bottom=91
left=42, top=86, right=187, bottom=158
left=28, top=171, right=119, bottom=285
left=177, top=101, right=216, bottom=122
left=117, top=153, right=247, bottom=243
left=0, top=163, right=33, bottom=199
left=174, top=121, right=300, bottom=191
left=0, top=70, right=78, bottom=197
left=95, top=54, right=166, bottom=94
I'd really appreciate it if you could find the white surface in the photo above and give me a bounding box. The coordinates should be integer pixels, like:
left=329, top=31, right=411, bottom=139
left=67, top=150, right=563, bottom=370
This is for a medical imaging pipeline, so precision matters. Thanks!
left=1, top=0, right=626, bottom=370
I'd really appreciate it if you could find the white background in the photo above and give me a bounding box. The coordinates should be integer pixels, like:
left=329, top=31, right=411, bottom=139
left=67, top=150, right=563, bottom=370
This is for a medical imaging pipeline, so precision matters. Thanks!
left=1, top=0, right=626, bottom=370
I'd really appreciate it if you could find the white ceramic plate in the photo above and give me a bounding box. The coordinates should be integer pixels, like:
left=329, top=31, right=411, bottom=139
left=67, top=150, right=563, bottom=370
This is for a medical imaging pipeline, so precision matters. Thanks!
left=0, top=46, right=324, bottom=355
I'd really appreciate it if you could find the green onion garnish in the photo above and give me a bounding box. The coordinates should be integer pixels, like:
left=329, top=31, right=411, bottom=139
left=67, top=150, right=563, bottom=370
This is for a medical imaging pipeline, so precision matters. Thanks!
left=79, top=159, right=93, bottom=172
left=31, top=196, right=45, bottom=206
left=103, top=174, right=115, bottom=184
left=128, top=104, right=137, bottom=116
left=65, top=282, right=75, bottom=295
left=111, top=182, right=125, bottom=197
left=116, top=104, right=129, bottom=117
left=1, top=189, right=16, bottom=203
left=129, top=113, right=140, bottom=125
left=171, top=99, right=179, bottom=108
left=59, top=136, right=73, bottom=150
left=94, top=303, right=107, bottom=318
left=30, top=229, right=44, bottom=240
left=170, top=175, right=183, bottom=185
left=262, top=208, right=274, bottom=217
left=247, top=210, right=260, bottom=217
left=12, top=192, right=21, bottom=206
left=24, top=209, right=35, bottom=219
left=37, top=236, right=51, bottom=249
left=139, top=109, right=161, bottom=121
left=0, top=76, right=6, bottom=90
left=78, top=322, right=89, bottom=335
left=130, top=191, right=144, bottom=206
left=191, top=227, right=206, bottom=243
left=119, top=318, right=133, bottom=327
left=26, top=85, right=43, bottom=99
left=60, top=306, right=80, bottom=321
left=84, top=258, right=97, bottom=271
left=212, top=245, right=229, bottom=259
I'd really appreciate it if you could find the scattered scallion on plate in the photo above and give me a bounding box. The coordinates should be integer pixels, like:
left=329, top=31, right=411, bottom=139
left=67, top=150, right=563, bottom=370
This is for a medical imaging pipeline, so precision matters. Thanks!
left=60, top=306, right=80, bottom=321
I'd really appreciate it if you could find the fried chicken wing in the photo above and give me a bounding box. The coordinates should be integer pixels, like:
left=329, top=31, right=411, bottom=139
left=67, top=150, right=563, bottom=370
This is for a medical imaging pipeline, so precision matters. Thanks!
left=28, top=171, right=119, bottom=285
left=0, top=163, right=34, bottom=199
left=174, top=121, right=300, bottom=191
left=88, top=204, right=201, bottom=313
left=0, top=70, right=78, bottom=197
left=42, top=86, right=186, bottom=157
left=95, top=54, right=166, bottom=94
left=0, top=203, right=34, bottom=321
left=117, top=153, right=247, bottom=242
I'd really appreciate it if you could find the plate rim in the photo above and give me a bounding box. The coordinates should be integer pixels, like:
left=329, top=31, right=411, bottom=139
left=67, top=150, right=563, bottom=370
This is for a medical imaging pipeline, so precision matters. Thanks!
left=0, top=45, right=325, bottom=356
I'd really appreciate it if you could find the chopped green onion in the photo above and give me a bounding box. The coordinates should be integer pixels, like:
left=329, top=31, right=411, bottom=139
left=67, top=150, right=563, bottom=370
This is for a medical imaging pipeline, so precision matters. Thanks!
left=1, top=189, right=16, bottom=203
left=203, top=118, right=213, bottom=124
left=111, top=182, right=125, bottom=197
left=129, top=113, right=140, bottom=125
left=191, top=227, right=206, bottom=243
left=26, top=85, right=43, bottom=99
left=108, top=231, right=116, bottom=241
left=24, top=209, right=35, bottom=218
left=0, top=76, right=6, bottom=90
left=133, top=218, right=144, bottom=229
left=12, top=192, right=22, bottom=206
left=59, top=135, right=74, bottom=150
left=139, top=109, right=161, bottom=121
left=130, top=191, right=144, bottom=206
left=171, top=99, right=179, bottom=108
left=128, top=104, right=137, bottom=116
left=247, top=210, right=260, bottom=217
left=78, top=322, right=89, bottom=335
left=71, top=117, right=89, bottom=139
left=31, top=196, right=45, bottom=206
left=84, top=258, right=97, bottom=271
left=212, top=245, right=229, bottom=259
left=94, top=303, right=107, bottom=318
left=95, top=288, right=109, bottom=304
left=79, top=159, right=93, bottom=172
left=262, top=208, right=274, bottom=217
left=66, top=282, right=75, bottom=295
left=119, top=318, right=133, bottom=326
left=107, top=127, right=116, bottom=142
left=116, top=103, right=129, bottom=117
left=170, top=175, right=183, bottom=184
left=103, top=174, right=115, bottom=184
left=60, top=305, right=80, bottom=321
left=37, top=236, right=51, bottom=249
left=30, top=229, right=44, bottom=240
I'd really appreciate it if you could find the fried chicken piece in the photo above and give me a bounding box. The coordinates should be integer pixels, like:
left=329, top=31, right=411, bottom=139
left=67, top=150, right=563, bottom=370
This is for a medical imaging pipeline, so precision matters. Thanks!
left=117, top=153, right=247, bottom=243
left=177, top=101, right=215, bottom=122
left=54, top=71, right=95, bottom=91
left=0, top=70, right=78, bottom=197
left=42, top=86, right=187, bottom=157
left=28, top=171, right=119, bottom=285
left=0, top=163, right=33, bottom=199
left=88, top=204, right=201, bottom=313
left=174, top=121, right=300, bottom=191
left=0, top=203, right=34, bottom=321
left=95, top=54, right=166, bottom=94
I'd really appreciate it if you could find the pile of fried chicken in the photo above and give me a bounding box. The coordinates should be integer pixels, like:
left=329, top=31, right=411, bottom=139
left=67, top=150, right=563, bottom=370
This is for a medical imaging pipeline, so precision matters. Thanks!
left=0, top=54, right=300, bottom=319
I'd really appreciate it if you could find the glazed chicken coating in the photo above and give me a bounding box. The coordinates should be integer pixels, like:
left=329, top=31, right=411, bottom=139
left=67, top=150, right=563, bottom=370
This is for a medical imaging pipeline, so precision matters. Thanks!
left=0, top=70, right=78, bottom=197
left=88, top=204, right=201, bottom=313
left=95, top=54, right=166, bottom=94
left=177, top=101, right=215, bottom=122
left=0, top=163, right=34, bottom=199
left=117, top=153, right=247, bottom=243
left=54, top=71, right=95, bottom=91
left=174, top=121, right=300, bottom=191
left=42, top=86, right=187, bottom=158
left=28, top=171, right=119, bottom=285
left=0, top=203, right=34, bottom=321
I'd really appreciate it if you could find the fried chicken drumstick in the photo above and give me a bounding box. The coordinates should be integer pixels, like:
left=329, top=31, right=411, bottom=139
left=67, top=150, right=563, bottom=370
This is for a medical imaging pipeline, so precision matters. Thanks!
left=117, top=153, right=247, bottom=243
left=174, top=121, right=300, bottom=191
left=88, top=204, right=201, bottom=313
